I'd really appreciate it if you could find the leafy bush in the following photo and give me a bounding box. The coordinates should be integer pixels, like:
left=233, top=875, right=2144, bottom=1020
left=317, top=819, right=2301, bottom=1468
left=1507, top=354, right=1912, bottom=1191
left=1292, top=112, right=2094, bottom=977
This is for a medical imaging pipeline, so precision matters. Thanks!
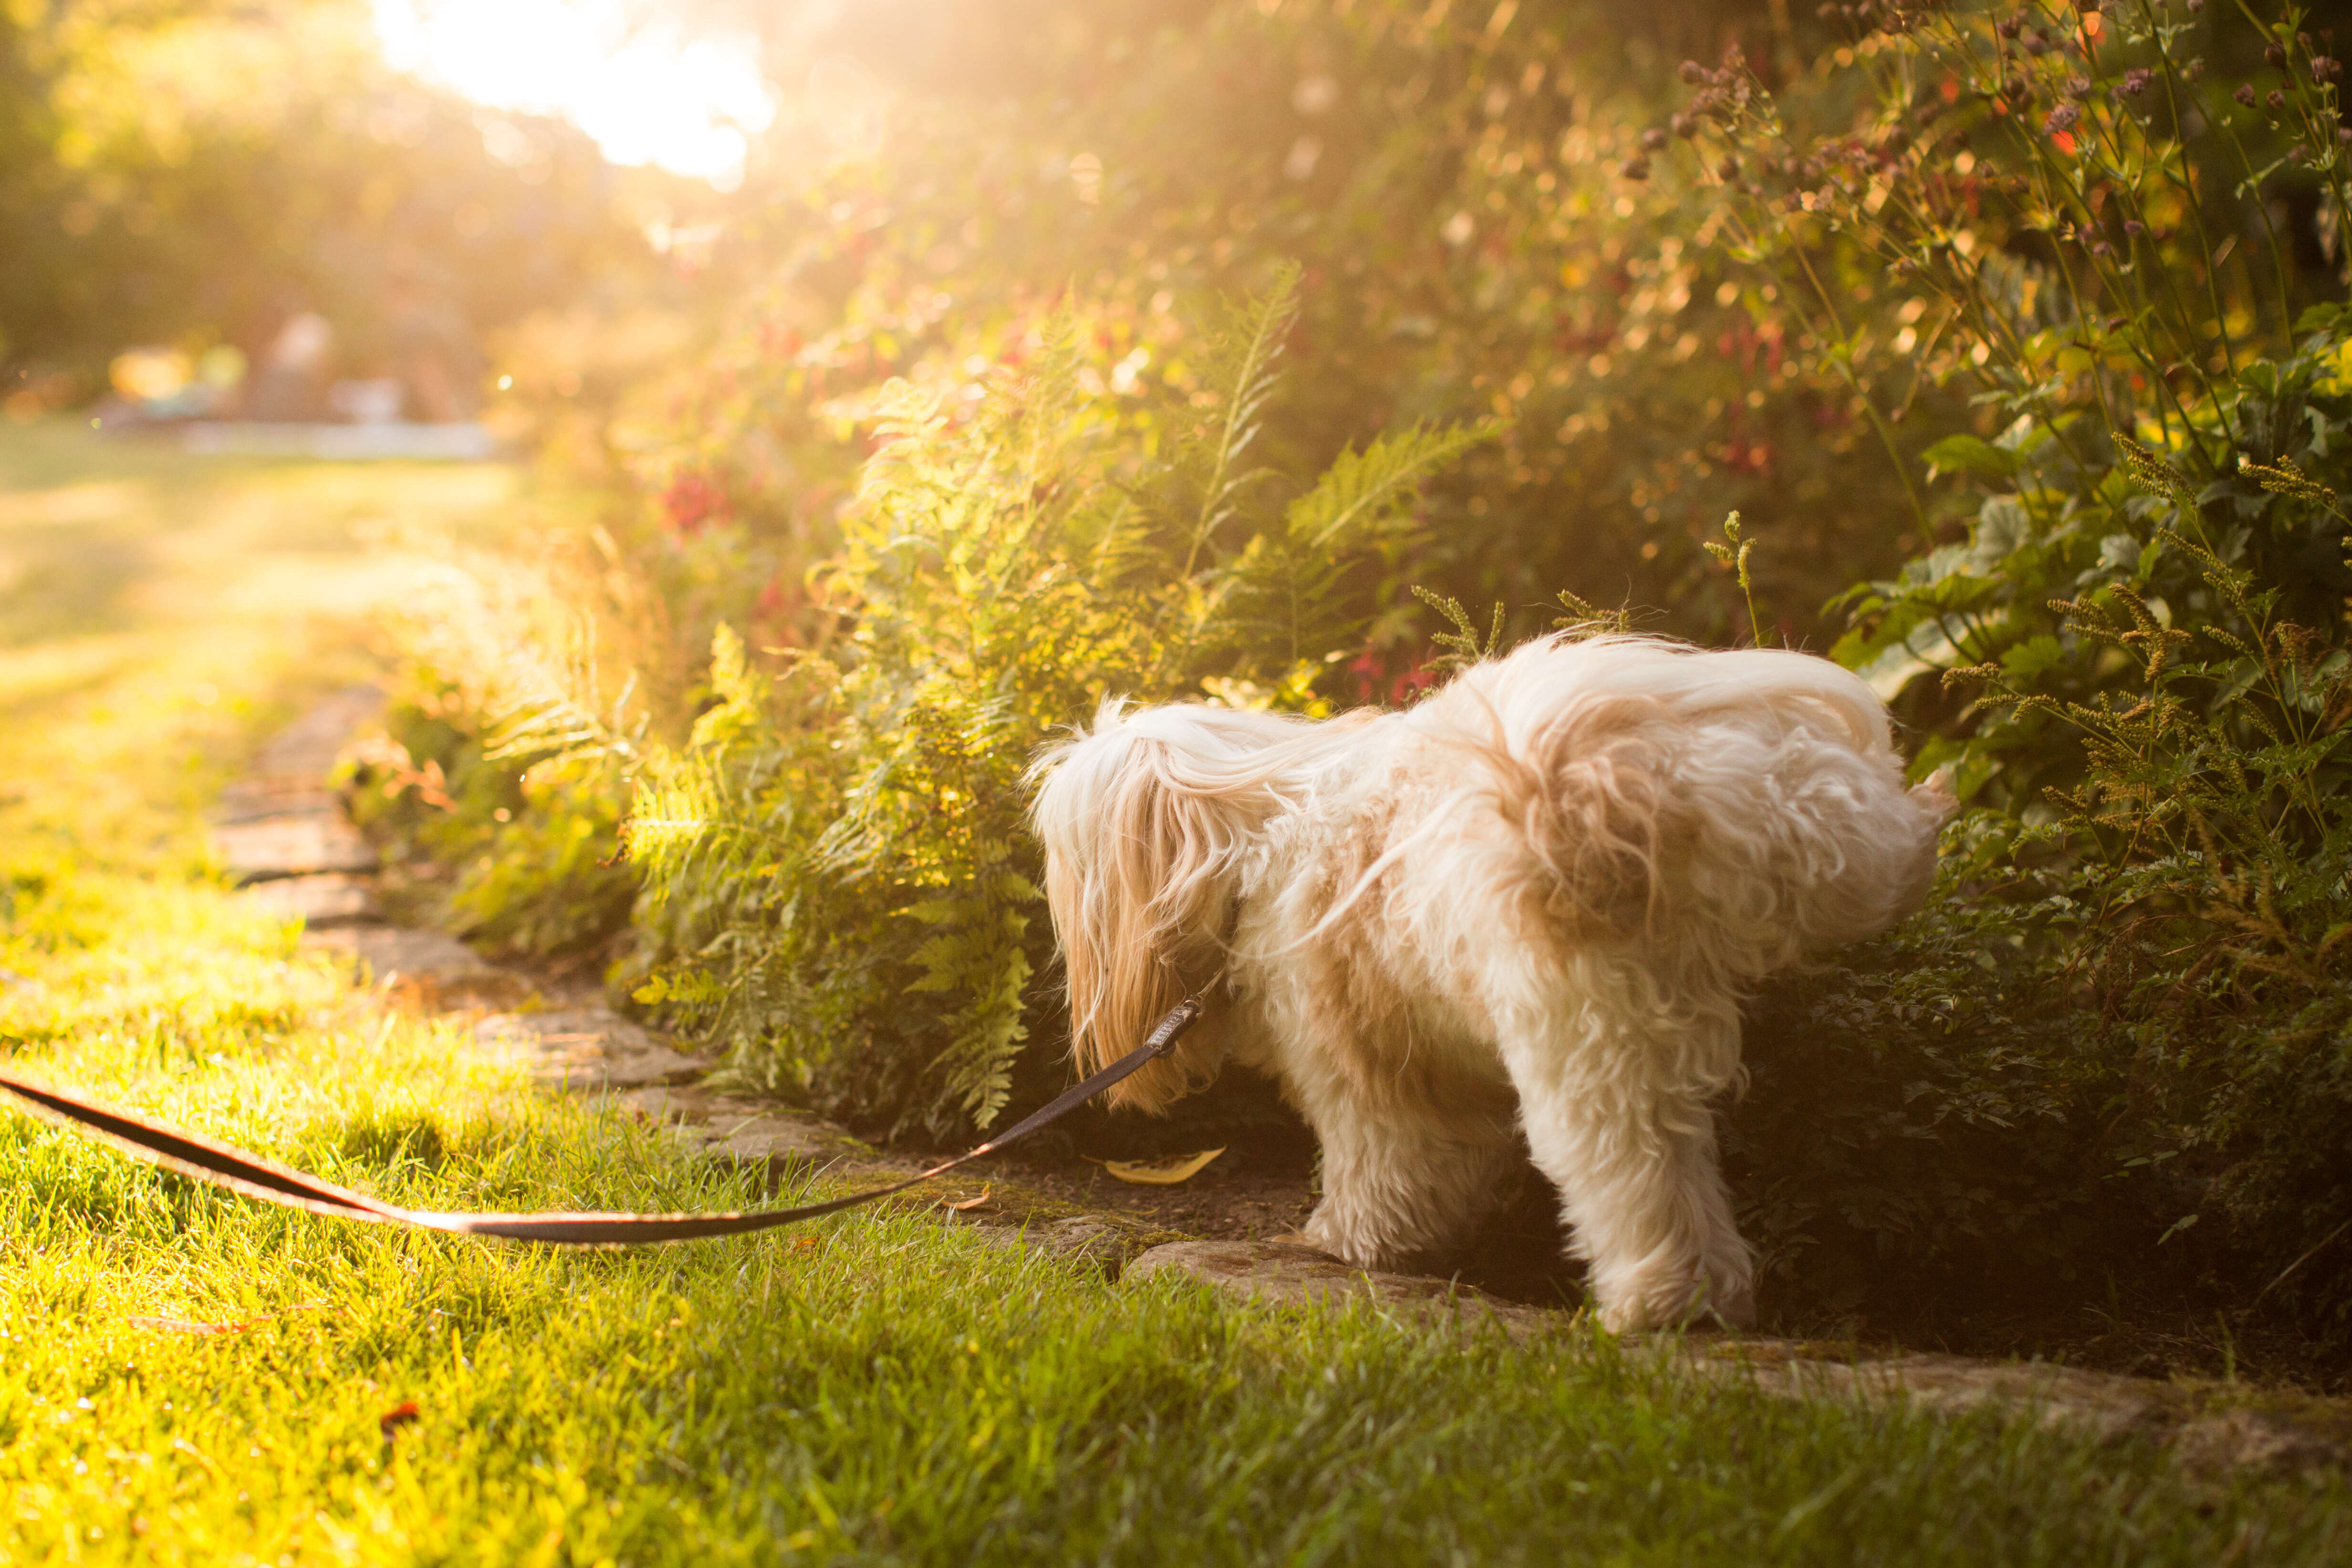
left=341, top=520, right=721, bottom=964
left=619, top=273, right=1488, bottom=1136
left=1726, top=845, right=2092, bottom=1324
left=1659, top=0, right=2352, bottom=1336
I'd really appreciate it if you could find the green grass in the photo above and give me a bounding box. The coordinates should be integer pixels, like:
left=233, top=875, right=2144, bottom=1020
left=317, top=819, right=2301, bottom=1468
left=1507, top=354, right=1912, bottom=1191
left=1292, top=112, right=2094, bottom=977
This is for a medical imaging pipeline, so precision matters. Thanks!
left=4, top=419, right=2351, bottom=1563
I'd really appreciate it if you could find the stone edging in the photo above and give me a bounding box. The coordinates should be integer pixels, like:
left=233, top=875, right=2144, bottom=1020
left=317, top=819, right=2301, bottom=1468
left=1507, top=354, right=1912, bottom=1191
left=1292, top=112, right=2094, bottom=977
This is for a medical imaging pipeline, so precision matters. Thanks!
left=1115, top=1238, right=2352, bottom=1475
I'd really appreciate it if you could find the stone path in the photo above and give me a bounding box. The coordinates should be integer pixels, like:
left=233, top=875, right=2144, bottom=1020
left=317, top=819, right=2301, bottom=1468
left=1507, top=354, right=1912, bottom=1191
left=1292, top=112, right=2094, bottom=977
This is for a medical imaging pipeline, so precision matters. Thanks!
left=217, top=692, right=2352, bottom=1479
left=219, top=685, right=387, bottom=924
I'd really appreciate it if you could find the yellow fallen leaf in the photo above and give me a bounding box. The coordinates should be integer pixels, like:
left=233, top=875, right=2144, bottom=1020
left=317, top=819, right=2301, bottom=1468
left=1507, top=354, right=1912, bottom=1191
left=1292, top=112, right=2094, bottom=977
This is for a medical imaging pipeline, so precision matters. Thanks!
left=1102, top=1148, right=1225, bottom=1186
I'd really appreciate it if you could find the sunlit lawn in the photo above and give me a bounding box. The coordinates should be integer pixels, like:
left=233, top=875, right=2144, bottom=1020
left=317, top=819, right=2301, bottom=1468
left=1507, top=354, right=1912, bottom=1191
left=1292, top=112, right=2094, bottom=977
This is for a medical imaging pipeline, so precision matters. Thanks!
left=3, top=419, right=2348, bottom=1564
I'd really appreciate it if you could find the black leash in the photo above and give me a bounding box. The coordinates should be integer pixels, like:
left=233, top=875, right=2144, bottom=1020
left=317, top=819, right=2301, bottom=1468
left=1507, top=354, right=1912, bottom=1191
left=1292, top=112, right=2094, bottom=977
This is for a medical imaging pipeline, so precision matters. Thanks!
left=0, top=991, right=1209, bottom=1245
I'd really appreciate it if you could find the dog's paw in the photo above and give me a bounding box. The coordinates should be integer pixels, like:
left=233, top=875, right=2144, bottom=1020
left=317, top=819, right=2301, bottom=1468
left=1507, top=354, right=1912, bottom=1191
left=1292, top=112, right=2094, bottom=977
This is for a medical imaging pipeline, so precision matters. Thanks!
left=1301, top=1208, right=1447, bottom=1276
left=1593, top=1270, right=1753, bottom=1335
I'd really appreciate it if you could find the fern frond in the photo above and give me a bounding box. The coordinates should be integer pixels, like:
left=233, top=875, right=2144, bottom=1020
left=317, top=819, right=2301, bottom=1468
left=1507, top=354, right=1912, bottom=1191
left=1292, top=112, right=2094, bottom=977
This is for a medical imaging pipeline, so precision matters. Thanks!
left=1284, top=420, right=1499, bottom=553
left=1180, top=260, right=1304, bottom=575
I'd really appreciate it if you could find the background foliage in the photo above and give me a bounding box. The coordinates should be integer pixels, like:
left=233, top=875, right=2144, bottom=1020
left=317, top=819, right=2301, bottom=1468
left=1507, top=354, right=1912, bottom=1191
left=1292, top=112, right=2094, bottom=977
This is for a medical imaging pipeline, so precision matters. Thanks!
left=0, top=0, right=667, bottom=404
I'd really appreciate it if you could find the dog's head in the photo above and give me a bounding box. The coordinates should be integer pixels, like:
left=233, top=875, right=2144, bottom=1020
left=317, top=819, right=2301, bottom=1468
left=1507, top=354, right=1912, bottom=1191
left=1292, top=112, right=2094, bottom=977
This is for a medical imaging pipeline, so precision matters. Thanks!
left=1027, top=701, right=1310, bottom=1114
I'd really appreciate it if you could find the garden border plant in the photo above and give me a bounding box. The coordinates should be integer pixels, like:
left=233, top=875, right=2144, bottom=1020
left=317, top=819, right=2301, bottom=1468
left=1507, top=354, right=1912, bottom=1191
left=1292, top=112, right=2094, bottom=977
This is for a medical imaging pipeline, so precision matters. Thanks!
left=1644, top=0, right=2352, bottom=1348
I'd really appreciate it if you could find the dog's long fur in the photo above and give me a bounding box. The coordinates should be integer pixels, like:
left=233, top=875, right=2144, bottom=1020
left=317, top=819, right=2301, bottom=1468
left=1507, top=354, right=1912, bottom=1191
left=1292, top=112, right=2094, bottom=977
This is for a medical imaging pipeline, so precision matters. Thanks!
left=1029, top=635, right=1950, bottom=1330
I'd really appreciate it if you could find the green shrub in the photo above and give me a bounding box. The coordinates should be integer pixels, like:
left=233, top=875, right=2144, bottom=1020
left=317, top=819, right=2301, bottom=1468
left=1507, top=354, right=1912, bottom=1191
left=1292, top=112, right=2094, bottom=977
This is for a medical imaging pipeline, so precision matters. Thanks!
left=619, top=274, right=1489, bottom=1137
left=1727, top=842, right=2092, bottom=1324
left=1661, top=0, right=2352, bottom=1333
left=342, top=684, right=638, bottom=962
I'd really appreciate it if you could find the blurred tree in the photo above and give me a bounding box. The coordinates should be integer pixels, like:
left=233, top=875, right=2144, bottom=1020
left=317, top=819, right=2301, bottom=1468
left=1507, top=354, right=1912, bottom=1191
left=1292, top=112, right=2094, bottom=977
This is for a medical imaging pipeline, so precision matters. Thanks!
left=0, top=0, right=660, bottom=404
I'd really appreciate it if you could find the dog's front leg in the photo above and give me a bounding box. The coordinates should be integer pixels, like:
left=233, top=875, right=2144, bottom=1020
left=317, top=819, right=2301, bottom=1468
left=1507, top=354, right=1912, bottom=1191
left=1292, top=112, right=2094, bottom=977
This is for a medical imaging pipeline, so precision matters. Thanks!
left=1284, top=1060, right=1521, bottom=1273
left=1501, top=1038, right=1755, bottom=1333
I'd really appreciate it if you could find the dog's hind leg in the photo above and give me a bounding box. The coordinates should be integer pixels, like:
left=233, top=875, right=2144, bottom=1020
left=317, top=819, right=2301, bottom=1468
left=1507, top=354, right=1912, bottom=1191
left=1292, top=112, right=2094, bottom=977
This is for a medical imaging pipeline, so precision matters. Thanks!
left=1496, top=1016, right=1755, bottom=1333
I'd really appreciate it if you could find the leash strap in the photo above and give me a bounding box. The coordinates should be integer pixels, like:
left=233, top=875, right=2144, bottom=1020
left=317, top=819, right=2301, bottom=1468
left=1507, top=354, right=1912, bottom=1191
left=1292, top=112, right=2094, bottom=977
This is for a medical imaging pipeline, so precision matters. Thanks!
left=0, top=993, right=1208, bottom=1245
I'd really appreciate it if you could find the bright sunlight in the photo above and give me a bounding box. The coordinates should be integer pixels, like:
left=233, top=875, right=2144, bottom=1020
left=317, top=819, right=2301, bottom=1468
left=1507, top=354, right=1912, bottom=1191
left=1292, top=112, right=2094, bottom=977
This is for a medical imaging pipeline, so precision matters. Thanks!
left=371, top=0, right=776, bottom=185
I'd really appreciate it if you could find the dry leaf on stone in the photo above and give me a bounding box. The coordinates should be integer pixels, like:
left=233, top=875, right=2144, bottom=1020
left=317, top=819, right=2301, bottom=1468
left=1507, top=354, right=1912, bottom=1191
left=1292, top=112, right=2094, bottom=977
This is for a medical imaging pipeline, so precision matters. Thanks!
left=1102, top=1148, right=1225, bottom=1185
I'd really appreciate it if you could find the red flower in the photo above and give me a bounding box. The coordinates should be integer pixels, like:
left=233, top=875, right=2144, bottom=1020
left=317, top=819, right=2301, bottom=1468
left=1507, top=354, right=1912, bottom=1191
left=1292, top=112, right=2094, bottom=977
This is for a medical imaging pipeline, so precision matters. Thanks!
left=660, top=471, right=731, bottom=536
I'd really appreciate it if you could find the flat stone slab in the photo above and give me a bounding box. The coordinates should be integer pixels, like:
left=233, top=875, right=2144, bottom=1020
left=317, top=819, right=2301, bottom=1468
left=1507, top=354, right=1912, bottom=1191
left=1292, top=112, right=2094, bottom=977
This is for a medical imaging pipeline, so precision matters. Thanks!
left=612, top=1086, right=883, bottom=1167
left=1692, top=1341, right=2350, bottom=1468
left=704, top=1113, right=845, bottom=1165
left=475, top=1008, right=711, bottom=1090
left=211, top=786, right=345, bottom=828
left=244, top=685, right=384, bottom=783
left=609, top=1083, right=728, bottom=1123
left=215, top=813, right=378, bottom=883
left=304, top=925, right=504, bottom=987
left=237, top=873, right=380, bottom=927
left=1125, top=1239, right=1564, bottom=1337
left=1009, top=1214, right=1182, bottom=1275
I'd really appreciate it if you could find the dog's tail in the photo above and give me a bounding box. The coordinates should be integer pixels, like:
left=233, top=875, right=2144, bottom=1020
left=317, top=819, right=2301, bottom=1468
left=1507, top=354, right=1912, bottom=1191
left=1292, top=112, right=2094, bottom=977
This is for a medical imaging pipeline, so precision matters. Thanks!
left=1417, top=635, right=1948, bottom=963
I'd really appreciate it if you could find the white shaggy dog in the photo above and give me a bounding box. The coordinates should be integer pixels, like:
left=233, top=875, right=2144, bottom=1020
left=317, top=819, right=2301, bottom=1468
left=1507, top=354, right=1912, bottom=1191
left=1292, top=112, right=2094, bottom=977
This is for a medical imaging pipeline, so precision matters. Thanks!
left=1029, top=635, right=1952, bottom=1331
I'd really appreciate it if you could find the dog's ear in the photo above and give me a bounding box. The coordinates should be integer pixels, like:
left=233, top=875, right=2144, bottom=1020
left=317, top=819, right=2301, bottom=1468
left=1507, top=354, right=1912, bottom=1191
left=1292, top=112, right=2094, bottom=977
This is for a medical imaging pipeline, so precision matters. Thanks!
left=1030, top=711, right=1247, bottom=1114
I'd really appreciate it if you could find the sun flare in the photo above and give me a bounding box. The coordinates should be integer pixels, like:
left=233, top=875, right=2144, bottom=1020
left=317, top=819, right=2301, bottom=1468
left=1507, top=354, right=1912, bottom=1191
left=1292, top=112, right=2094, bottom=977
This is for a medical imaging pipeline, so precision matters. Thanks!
left=371, top=0, right=776, bottom=185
